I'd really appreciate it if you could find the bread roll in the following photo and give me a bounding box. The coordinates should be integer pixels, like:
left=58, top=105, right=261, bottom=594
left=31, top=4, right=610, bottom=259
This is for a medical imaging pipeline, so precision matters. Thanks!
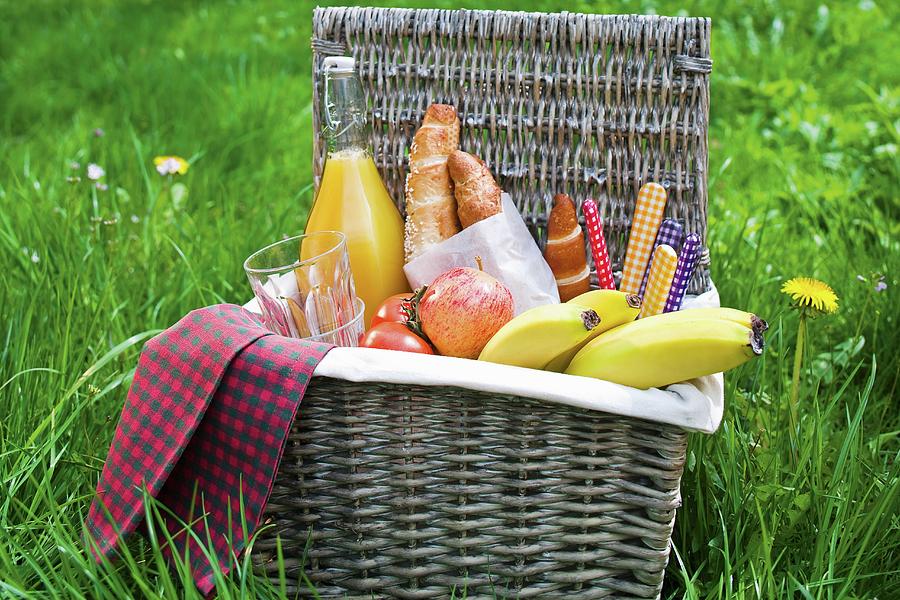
left=544, top=193, right=590, bottom=301
left=447, top=150, right=502, bottom=228
left=404, top=104, right=462, bottom=262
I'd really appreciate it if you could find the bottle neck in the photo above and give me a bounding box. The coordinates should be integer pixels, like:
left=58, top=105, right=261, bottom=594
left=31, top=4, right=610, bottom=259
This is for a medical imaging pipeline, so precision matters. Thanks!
left=323, top=71, right=371, bottom=155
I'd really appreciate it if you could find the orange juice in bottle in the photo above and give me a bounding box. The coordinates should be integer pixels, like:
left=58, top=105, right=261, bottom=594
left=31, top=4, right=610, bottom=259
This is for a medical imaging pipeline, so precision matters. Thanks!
left=303, top=57, right=408, bottom=327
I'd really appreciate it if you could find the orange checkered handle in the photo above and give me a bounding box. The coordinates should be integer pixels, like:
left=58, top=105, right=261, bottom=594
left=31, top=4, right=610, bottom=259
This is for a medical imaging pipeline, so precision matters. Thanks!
left=639, top=244, right=678, bottom=318
left=619, top=183, right=668, bottom=294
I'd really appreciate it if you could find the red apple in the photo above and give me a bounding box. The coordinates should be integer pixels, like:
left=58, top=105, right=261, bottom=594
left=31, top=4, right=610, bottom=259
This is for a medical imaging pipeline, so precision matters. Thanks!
left=418, top=267, right=515, bottom=359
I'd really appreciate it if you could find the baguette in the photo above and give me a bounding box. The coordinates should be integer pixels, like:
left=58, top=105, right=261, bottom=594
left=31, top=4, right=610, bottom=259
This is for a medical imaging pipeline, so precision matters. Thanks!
left=447, top=150, right=502, bottom=228
left=404, top=104, right=462, bottom=262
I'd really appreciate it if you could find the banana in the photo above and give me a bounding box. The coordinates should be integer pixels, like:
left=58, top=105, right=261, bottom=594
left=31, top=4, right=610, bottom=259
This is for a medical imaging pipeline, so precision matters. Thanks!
left=654, top=306, right=768, bottom=333
left=565, top=316, right=764, bottom=389
left=567, top=289, right=642, bottom=315
left=542, top=290, right=643, bottom=372
left=593, top=306, right=765, bottom=335
left=478, top=304, right=601, bottom=369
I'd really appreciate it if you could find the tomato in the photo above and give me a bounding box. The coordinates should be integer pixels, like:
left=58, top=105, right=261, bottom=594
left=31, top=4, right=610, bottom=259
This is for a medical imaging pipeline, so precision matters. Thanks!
left=371, top=294, right=412, bottom=327
left=359, top=322, right=434, bottom=354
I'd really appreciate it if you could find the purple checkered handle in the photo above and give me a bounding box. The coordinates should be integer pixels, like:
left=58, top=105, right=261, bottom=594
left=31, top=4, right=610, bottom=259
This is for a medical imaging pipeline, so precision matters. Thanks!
left=663, top=233, right=702, bottom=312
left=639, top=219, right=684, bottom=296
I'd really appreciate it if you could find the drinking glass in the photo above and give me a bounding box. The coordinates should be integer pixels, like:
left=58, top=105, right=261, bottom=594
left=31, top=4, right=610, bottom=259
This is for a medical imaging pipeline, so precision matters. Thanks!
left=244, top=231, right=363, bottom=346
left=304, top=297, right=365, bottom=346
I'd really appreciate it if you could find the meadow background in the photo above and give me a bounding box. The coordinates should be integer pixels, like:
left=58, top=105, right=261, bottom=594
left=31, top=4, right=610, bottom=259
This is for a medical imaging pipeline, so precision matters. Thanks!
left=1, top=0, right=898, bottom=598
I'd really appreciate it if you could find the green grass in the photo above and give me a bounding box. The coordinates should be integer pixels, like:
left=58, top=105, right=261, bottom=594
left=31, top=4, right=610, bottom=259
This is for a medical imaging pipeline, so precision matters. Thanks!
left=1, top=0, right=898, bottom=598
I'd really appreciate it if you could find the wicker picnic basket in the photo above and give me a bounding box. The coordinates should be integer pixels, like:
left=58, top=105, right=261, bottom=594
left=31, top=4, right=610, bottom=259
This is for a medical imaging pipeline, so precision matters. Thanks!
left=254, top=7, right=713, bottom=599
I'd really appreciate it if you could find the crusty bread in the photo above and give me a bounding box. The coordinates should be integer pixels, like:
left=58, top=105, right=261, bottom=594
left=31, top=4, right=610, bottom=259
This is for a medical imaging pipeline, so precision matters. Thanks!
left=544, top=193, right=590, bottom=301
left=447, top=150, right=502, bottom=228
left=409, top=104, right=458, bottom=163
left=404, top=104, right=462, bottom=262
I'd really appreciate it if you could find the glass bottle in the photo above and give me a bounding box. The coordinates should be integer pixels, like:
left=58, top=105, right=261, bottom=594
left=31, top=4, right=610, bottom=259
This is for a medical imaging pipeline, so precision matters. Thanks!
left=303, top=57, right=409, bottom=327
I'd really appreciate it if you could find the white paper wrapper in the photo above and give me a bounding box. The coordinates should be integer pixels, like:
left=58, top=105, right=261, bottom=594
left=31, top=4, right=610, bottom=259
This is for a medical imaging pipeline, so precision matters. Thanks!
left=403, top=194, right=559, bottom=314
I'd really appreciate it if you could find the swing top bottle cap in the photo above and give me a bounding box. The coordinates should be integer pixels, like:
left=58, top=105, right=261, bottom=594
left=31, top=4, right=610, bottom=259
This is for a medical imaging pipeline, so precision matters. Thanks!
left=322, top=56, right=355, bottom=73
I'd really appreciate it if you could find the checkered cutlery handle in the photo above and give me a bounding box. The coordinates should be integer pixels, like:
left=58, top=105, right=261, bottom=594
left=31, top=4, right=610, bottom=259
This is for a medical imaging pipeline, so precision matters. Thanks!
left=582, top=199, right=616, bottom=290
left=639, top=218, right=684, bottom=296
left=620, top=183, right=668, bottom=294
left=664, top=233, right=702, bottom=313
left=639, top=245, right=679, bottom=318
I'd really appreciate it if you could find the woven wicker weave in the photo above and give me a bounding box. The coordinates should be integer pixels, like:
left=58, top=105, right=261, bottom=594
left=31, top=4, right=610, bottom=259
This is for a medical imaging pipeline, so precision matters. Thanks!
left=254, top=7, right=713, bottom=598
left=256, top=379, right=688, bottom=599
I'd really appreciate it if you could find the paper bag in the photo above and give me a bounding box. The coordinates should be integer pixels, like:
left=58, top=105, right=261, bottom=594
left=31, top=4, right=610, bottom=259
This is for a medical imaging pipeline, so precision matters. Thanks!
left=404, top=194, right=559, bottom=314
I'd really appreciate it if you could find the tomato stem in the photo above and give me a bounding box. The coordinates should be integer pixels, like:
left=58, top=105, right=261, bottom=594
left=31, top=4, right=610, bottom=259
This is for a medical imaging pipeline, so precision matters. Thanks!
left=402, top=285, right=437, bottom=351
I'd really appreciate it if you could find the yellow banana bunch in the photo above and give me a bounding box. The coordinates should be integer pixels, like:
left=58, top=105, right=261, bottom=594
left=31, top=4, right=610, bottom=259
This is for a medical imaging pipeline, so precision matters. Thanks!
left=478, top=303, right=601, bottom=369
left=479, top=290, right=641, bottom=371
left=543, top=290, right=642, bottom=372
left=565, top=307, right=766, bottom=389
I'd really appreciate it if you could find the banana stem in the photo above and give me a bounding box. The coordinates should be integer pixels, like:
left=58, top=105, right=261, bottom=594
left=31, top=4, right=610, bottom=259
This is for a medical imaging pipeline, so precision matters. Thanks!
left=789, top=312, right=807, bottom=431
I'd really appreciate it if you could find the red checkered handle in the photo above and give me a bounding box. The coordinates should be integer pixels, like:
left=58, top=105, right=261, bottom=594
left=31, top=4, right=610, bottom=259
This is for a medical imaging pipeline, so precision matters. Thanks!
left=582, top=199, right=616, bottom=290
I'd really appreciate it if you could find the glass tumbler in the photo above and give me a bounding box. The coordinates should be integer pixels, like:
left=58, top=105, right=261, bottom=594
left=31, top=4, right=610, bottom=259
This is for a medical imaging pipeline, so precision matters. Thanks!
left=243, top=231, right=363, bottom=346
left=304, top=297, right=366, bottom=346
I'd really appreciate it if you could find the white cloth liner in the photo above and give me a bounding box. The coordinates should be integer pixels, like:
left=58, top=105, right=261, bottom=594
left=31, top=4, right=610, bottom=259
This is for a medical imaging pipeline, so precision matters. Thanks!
left=403, top=193, right=560, bottom=314
left=244, top=285, right=725, bottom=433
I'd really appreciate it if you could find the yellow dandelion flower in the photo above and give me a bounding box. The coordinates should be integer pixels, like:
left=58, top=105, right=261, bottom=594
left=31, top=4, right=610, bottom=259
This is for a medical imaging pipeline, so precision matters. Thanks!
left=781, top=277, right=838, bottom=314
left=154, top=155, right=190, bottom=176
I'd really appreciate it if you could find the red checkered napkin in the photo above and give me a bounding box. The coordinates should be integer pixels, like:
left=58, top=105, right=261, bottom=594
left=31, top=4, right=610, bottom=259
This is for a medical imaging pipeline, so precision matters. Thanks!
left=85, top=304, right=332, bottom=596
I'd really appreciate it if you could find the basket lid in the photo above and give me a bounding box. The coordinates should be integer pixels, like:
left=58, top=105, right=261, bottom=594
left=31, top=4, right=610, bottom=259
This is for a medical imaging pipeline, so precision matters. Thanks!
left=311, top=7, right=713, bottom=294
